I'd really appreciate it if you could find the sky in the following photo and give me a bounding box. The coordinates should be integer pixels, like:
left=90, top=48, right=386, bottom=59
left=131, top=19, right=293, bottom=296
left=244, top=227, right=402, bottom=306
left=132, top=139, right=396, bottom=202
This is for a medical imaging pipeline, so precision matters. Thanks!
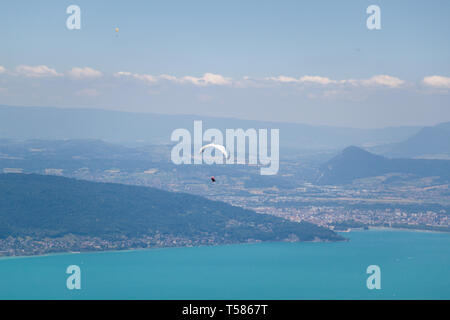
left=0, top=0, right=449, bottom=128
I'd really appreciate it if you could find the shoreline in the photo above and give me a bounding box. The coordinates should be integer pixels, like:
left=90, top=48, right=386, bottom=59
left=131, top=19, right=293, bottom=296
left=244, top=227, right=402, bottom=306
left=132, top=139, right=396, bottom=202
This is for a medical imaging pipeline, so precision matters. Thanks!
left=366, top=226, right=450, bottom=234
left=334, top=225, right=450, bottom=234
left=341, top=225, right=450, bottom=234
left=0, top=237, right=344, bottom=261
left=1, top=227, right=448, bottom=260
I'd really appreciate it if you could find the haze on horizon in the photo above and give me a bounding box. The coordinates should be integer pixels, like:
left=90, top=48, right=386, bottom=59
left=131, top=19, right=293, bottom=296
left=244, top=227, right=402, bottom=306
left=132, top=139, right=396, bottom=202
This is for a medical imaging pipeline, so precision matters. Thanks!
left=0, top=0, right=449, bottom=129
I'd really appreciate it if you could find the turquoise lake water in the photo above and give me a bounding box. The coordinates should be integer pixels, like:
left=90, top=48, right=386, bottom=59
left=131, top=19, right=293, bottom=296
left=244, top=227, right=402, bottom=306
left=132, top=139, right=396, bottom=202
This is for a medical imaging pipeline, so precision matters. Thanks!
left=0, top=229, right=449, bottom=299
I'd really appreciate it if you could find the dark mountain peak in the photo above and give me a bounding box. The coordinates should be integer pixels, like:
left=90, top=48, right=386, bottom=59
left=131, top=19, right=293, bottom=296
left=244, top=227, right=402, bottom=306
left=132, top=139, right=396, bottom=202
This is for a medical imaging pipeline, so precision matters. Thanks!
left=342, top=145, right=373, bottom=156
left=332, top=146, right=384, bottom=164
left=317, top=146, right=387, bottom=185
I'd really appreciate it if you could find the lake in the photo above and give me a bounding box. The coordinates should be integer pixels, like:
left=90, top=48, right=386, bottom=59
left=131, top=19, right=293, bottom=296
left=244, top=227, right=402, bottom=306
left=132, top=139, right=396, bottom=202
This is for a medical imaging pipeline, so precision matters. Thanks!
left=0, top=229, right=449, bottom=299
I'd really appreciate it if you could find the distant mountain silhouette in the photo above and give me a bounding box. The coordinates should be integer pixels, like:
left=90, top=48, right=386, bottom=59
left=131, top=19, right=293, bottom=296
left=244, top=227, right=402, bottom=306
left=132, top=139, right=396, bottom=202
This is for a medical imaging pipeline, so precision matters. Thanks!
left=0, top=139, right=135, bottom=159
left=318, top=146, right=450, bottom=185
left=0, top=105, right=420, bottom=150
left=384, top=122, right=450, bottom=159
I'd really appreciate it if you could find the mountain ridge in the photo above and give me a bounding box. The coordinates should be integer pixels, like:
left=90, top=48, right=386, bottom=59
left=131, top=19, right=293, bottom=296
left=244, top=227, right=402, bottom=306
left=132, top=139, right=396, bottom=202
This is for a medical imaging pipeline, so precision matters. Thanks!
left=383, top=122, right=450, bottom=159
left=0, top=105, right=422, bottom=150
left=318, top=146, right=450, bottom=185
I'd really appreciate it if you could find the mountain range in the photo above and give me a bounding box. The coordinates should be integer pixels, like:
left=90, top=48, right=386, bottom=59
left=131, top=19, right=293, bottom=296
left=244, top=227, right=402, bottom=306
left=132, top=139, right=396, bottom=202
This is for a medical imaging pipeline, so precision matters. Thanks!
left=0, top=105, right=420, bottom=150
left=318, top=146, right=450, bottom=185
left=382, top=122, right=450, bottom=159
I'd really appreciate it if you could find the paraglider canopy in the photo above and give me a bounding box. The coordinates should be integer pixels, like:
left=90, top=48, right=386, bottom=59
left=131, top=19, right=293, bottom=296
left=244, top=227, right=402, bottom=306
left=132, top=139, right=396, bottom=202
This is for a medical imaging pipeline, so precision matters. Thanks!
left=199, top=143, right=226, bottom=184
left=199, top=143, right=229, bottom=159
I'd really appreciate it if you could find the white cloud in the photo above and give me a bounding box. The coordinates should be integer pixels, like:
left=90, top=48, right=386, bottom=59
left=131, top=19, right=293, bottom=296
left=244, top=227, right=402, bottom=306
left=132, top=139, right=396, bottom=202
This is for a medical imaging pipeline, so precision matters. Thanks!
left=115, top=72, right=231, bottom=86
left=265, top=74, right=404, bottom=88
left=360, top=75, right=404, bottom=88
left=15, top=65, right=61, bottom=78
left=422, top=75, right=450, bottom=89
left=264, top=76, right=337, bottom=85
left=264, top=75, right=339, bottom=85
left=67, top=67, right=103, bottom=79
left=159, top=74, right=178, bottom=81
left=114, top=71, right=158, bottom=84
left=114, top=71, right=132, bottom=77
left=266, top=75, right=336, bottom=85
left=4, top=64, right=412, bottom=93
left=299, top=75, right=336, bottom=85
left=265, top=75, right=300, bottom=83
left=179, top=73, right=232, bottom=86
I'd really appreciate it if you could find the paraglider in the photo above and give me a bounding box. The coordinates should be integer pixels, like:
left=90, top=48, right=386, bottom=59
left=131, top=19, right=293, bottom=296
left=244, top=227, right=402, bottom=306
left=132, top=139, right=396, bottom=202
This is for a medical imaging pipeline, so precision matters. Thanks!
left=198, top=144, right=228, bottom=183
left=198, top=143, right=229, bottom=159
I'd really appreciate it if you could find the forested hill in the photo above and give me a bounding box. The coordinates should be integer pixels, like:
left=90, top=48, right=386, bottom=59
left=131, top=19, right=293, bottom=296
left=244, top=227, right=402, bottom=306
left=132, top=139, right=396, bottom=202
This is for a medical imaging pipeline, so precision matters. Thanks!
left=0, top=174, right=343, bottom=245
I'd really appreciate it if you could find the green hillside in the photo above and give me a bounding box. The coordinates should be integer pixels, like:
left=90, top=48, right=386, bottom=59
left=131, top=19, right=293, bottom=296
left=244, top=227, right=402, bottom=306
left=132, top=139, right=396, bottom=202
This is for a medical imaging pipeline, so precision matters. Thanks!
left=0, top=174, right=343, bottom=255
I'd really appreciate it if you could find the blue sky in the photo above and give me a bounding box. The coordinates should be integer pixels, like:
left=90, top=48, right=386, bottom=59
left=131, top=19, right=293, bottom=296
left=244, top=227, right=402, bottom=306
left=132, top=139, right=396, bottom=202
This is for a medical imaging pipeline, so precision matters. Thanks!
left=0, top=0, right=449, bottom=128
